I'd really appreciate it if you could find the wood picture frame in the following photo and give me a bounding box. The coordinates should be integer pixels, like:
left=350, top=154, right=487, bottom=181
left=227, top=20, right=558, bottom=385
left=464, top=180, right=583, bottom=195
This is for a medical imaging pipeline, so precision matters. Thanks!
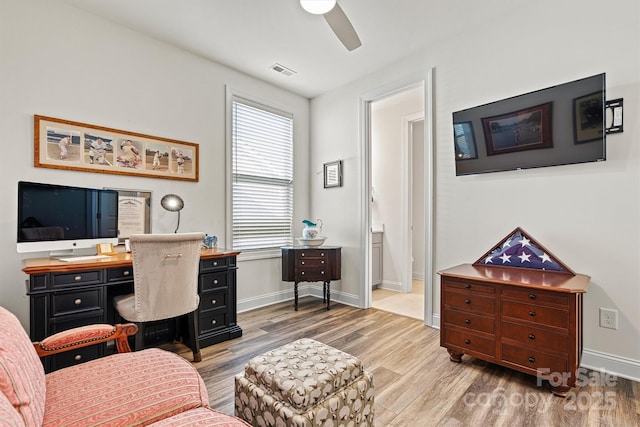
left=324, top=160, right=342, bottom=188
left=481, top=103, right=553, bottom=156
left=34, top=115, right=199, bottom=181
left=96, top=243, right=117, bottom=256
left=106, top=188, right=152, bottom=243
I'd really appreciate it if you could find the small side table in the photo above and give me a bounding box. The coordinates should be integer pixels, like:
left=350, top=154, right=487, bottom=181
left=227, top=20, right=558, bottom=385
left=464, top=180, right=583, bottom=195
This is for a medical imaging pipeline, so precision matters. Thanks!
left=281, top=246, right=341, bottom=310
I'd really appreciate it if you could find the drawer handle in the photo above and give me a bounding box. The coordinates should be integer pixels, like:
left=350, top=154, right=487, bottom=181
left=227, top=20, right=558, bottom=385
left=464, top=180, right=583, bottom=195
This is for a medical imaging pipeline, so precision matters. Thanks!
left=213, top=279, right=219, bottom=285
left=321, top=253, right=325, bottom=256
left=74, top=298, right=82, bottom=305
left=301, top=253, right=305, bottom=257
left=465, top=299, right=471, bottom=305
left=528, top=357, right=535, bottom=363
left=464, top=319, right=471, bottom=325
left=465, top=284, right=471, bottom=289
left=301, top=261, right=305, bottom=265
left=123, top=270, right=130, bottom=276
left=528, top=334, right=536, bottom=340
left=301, top=272, right=305, bottom=275
left=213, top=261, right=218, bottom=266
left=529, top=311, right=536, bottom=317
left=211, top=299, right=217, bottom=305
left=74, top=275, right=82, bottom=281
left=529, top=294, right=536, bottom=300
left=321, top=260, right=325, bottom=264
left=321, top=271, right=325, bottom=275
left=464, top=339, right=471, bottom=345
left=74, top=354, right=82, bottom=361
left=211, top=320, right=217, bottom=325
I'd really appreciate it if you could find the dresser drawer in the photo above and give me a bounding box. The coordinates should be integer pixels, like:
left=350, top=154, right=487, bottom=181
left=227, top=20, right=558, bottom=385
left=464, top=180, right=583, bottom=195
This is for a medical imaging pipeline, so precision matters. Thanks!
left=502, top=288, right=569, bottom=306
left=502, top=301, right=569, bottom=329
left=501, top=343, right=567, bottom=374
left=443, top=329, right=495, bottom=358
left=51, top=289, right=101, bottom=316
left=443, top=280, right=495, bottom=294
left=50, top=312, right=104, bottom=334
left=502, top=321, right=568, bottom=353
left=106, top=266, right=134, bottom=282
left=444, top=290, right=495, bottom=314
left=443, top=308, right=495, bottom=334
left=199, top=290, right=227, bottom=311
left=200, top=271, right=228, bottom=291
left=200, top=257, right=229, bottom=272
left=52, top=270, right=102, bottom=288
left=199, top=311, right=227, bottom=334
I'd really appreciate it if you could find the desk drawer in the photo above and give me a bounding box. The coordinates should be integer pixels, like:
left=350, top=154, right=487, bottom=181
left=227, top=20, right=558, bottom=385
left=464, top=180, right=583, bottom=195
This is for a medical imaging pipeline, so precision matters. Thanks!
left=51, top=345, right=101, bottom=371
left=52, top=270, right=102, bottom=288
left=199, top=311, right=227, bottom=334
left=199, top=290, right=227, bottom=311
left=50, top=312, right=104, bottom=334
left=200, top=271, right=228, bottom=292
left=106, top=267, right=133, bottom=282
left=51, top=289, right=101, bottom=316
left=200, top=257, right=229, bottom=272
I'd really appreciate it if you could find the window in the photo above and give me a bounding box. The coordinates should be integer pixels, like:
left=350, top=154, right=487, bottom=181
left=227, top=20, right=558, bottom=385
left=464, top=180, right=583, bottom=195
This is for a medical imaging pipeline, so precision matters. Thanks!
left=231, top=97, right=294, bottom=254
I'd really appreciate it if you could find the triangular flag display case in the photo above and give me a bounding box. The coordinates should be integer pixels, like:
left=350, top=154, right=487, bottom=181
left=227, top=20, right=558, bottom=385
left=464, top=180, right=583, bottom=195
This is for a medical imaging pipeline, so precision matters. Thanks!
left=438, top=227, right=590, bottom=396
left=473, top=227, right=575, bottom=275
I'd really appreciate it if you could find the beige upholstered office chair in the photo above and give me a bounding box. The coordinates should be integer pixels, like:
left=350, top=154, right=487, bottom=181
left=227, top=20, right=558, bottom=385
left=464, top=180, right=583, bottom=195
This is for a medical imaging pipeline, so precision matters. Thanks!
left=114, top=232, right=205, bottom=362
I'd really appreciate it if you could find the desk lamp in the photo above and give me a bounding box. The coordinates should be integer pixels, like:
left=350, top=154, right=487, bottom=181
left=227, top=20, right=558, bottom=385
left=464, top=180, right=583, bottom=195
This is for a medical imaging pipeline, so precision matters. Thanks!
left=160, top=194, right=184, bottom=233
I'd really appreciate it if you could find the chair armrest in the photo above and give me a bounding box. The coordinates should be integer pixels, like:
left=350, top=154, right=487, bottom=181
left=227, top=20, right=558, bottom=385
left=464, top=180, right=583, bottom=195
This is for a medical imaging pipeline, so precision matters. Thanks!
left=33, top=323, right=138, bottom=358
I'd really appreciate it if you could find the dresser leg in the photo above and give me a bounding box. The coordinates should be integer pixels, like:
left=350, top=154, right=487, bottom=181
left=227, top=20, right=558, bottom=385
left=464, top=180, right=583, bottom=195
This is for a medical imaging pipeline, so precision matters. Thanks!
left=325, top=281, right=331, bottom=310
left=294, top=282, right=299, bottom=311
left=447, top=349, right=463, bottom=363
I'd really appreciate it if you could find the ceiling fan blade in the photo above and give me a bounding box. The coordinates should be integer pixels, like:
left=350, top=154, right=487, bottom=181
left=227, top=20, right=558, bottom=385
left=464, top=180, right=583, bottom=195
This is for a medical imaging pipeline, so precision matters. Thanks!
left=323, top=3, right=362, bottom=51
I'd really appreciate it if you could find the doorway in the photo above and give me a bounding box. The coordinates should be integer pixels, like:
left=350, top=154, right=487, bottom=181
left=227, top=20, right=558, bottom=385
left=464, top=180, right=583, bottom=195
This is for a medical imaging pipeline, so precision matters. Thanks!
left=360, top=71, right=434, bottom=326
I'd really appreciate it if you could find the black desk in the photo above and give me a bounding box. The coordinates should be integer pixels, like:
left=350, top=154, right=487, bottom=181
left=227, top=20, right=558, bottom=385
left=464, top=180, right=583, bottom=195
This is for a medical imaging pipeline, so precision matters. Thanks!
left=23, top=248, right=241, bottom=372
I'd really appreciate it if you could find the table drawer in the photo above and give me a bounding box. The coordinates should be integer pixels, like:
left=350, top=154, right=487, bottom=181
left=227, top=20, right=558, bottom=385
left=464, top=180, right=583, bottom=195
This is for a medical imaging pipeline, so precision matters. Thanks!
left=200, top=271, right=228, bottom=292
left=502, top=288, right=569, bottom=306
left=502, top=321, right=568, bottom=353
left=199, top=290, right=227, bottom=312
left=199, top=311, right=227, bottom=334
left=444, top=290, right=495, bottom=314
left=297, top=258, right=327, bottom=268
left=52, top=270, right=102, bottom=288
left=295, top=249, right=328, bottom=260
left=200, top=257, right=229, bottom=272
left=297, top=268, right=328, bottom=281
left=443, top=329, right=495, bottom=358
left=502, top=301, right=569, bottom=329
left=443, top=309, right=495, bottom=334
left=501, top=343, right=567, bottom=374
left=51, top=289, right=101, bottom=316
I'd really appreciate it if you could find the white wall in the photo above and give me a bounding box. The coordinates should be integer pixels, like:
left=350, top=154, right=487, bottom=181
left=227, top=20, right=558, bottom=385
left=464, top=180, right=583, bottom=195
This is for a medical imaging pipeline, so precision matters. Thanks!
left=310, top=0, right=640, bottom=378
left=0, top=0, right=310, bottom=327
left=411, top=119, right=425, bottom=280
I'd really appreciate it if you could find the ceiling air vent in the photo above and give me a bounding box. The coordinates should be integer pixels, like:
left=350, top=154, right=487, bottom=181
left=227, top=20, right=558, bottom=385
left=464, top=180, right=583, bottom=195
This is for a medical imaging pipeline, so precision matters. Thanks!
left=270, top=63, right=296, bottom=77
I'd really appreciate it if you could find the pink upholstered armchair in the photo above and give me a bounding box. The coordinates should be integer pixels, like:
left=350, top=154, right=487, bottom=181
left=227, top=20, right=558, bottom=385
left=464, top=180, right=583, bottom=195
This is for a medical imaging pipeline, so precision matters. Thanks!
left=0, top=306, right=249, bottom=426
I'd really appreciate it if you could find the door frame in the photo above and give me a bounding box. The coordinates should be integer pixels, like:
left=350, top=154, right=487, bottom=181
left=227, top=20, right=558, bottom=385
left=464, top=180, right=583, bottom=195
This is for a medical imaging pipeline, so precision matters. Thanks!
left=359, top=69, right=435, bottom=326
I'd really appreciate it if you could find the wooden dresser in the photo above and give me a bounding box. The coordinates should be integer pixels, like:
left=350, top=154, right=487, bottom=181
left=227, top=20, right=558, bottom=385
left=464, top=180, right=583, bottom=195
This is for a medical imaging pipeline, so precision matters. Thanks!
left=281, top=246, right=341, bottom=310
left=439, top=263, right=589, bottom=396
left=23, top=248, right=241, bottom=372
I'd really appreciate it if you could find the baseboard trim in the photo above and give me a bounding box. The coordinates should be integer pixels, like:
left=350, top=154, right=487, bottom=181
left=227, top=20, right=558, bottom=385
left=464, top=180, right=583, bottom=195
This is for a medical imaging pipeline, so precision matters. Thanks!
left=581, top=348, right=640, bottom=382
left=238, top=284, right=360, bottom=313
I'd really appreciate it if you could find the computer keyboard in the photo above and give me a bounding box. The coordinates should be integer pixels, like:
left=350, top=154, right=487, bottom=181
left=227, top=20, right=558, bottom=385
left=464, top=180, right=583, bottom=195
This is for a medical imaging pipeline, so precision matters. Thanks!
left=56, top=255, right=112, bottom=262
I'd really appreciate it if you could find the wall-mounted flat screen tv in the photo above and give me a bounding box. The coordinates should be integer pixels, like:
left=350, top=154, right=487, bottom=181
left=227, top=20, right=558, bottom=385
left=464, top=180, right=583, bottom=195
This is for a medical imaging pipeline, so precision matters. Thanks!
left=453, top=73, right=606, bottom=176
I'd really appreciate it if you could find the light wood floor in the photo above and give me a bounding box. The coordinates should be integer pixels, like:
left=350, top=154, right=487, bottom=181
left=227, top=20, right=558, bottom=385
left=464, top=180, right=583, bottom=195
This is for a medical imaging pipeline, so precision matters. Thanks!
left=166, top=298, right=639, bottom=426
left=372, top=280, right=424, bottom=320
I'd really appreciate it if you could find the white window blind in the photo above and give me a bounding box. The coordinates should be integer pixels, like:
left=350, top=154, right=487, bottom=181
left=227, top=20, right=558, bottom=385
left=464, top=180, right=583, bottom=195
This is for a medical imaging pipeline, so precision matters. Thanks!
left=231, top=98, right=293, bottom=252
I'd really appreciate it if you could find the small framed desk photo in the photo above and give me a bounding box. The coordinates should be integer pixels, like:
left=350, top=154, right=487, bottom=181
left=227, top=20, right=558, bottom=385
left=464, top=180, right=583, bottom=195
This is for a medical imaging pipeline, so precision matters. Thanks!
left=324, top=160, right=342, bottom=188
left=96, top=243, right=117, bottom=255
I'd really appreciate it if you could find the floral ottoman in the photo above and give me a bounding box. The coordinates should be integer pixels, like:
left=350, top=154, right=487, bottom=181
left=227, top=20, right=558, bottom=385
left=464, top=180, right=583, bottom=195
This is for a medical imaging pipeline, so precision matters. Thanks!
left=235, top=338, right=374, bottom=427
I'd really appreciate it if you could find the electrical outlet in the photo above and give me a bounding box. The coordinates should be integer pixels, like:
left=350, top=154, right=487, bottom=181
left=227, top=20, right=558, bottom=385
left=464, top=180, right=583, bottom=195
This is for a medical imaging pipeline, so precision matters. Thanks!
left=599, top=308, right=618, bottom=330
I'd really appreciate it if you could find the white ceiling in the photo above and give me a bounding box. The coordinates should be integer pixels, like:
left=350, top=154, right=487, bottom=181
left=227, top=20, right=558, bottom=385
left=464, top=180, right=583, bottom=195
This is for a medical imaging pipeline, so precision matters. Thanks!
left=59, top=0, right=523, bottom=99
